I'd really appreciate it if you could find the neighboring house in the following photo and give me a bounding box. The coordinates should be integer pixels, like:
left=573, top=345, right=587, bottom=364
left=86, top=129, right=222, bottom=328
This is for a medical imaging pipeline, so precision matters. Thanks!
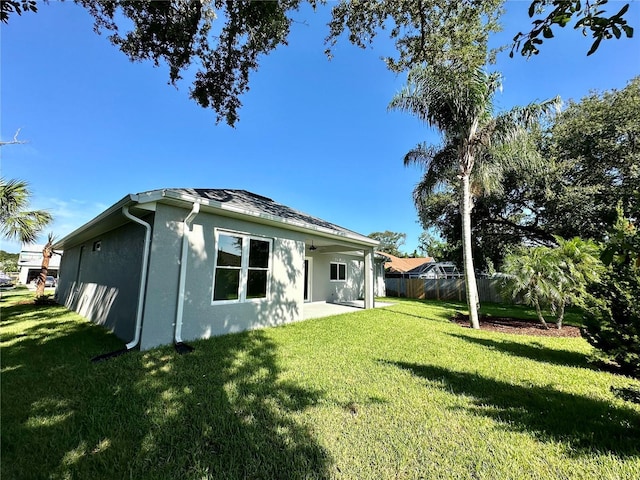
left=381, top=253, right=434, bottom=278
left=17, top=245, right=62, bottom=285
left=54, top=188, right=384, bottom=351
left=416, top=261, right=463, bottom=279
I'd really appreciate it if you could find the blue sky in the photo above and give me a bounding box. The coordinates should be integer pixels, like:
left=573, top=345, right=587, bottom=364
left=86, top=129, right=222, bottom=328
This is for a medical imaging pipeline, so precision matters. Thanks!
left=1, top=1, right=639, bottom=255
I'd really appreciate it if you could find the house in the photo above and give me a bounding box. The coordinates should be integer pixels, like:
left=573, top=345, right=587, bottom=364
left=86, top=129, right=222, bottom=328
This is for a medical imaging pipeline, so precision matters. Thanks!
left=381, top=253, right=434, bottom=278
left=416, top=261, right=463, bottom=279
left=17, top=244, right=62, bottom=285
left=53, top=188, right=385, bottom=351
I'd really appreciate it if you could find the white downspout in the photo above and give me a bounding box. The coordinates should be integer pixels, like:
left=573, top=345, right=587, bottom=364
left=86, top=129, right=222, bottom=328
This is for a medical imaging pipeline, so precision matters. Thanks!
left=122, top=205, right=152, bottom=350
left=174, top=201, right=200, bottom=344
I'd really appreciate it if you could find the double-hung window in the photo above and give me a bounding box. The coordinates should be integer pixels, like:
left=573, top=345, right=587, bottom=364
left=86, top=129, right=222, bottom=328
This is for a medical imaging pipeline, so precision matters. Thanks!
left=330, top=262, right=346, bottom=282
left=212, top=231, right=272, bottom=303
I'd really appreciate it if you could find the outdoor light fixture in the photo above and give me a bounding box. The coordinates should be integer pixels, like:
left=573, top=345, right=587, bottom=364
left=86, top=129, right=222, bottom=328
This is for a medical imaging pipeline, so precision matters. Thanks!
left=309, top=241, right=317, bottom=251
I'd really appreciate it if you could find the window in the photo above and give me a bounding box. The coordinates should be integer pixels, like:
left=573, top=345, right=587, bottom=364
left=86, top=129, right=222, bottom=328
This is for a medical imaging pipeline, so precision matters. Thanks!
left=330, top=262, right=346, bottom=282
left=212, top=231, right=272, bottom=303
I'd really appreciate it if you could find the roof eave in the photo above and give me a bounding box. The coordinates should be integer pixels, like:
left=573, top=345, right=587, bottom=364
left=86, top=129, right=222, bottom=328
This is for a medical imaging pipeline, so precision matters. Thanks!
left=53, top=189, right=378, bottom=250
left=52, top=194, right=137, bottom=249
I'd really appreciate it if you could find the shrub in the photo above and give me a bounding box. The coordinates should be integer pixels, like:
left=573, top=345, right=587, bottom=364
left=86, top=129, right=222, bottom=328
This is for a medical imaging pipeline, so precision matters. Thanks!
left=582, top=214, right=640, bottom=378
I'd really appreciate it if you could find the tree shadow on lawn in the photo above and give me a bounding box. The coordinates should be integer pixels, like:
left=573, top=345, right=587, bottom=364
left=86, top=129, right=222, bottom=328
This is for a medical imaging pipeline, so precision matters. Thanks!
left=1, top=305, right=332, bottom=479
left=382, top=305, right=457, bottom=323
left=389, top=361, right=640, bottom=457
left=447, top=332, right=591, bottom=369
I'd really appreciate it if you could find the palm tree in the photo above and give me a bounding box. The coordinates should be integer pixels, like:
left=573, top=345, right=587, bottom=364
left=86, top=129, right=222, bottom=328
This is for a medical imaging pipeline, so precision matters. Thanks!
left=501, top=246, right=561, bottom=329
left=0, top=178, right=52, bottom=244
left=389, top=63, right=558, bottom=329
left=549, top=236, right=602, bottom=328
left=35, top=232, right=56, bottom=298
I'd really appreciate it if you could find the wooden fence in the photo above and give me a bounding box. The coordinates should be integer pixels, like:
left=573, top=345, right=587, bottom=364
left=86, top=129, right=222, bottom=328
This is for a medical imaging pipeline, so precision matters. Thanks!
left=384, top=277, right=505, bottom=303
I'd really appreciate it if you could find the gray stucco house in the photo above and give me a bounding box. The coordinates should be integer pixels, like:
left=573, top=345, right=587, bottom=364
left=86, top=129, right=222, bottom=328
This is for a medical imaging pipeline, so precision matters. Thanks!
left=54, top=188, right=384, bottom=351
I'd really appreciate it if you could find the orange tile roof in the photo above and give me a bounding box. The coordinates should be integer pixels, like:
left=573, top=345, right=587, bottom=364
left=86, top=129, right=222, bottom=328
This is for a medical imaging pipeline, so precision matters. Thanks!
left=379, top=252, right=434, bottom=273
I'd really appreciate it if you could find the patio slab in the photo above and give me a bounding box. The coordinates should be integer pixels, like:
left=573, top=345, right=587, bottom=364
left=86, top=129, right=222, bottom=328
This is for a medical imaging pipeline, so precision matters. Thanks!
left=303, top=300, right=394, bottom=320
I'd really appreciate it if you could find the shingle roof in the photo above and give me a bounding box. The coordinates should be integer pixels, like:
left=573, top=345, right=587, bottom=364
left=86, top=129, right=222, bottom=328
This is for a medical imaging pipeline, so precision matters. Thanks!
left=55, top=187, right=378, bottom=250
left=164, top=188, right=366, bottom=238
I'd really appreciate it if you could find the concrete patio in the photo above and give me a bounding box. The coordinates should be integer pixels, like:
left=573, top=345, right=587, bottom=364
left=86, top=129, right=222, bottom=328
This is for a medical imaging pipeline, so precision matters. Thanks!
left=303, top=300, right=394, bottom=320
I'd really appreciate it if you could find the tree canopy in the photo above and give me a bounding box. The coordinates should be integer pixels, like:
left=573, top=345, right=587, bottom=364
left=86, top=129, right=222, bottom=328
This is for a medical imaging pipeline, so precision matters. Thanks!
left=2, top=1, right=634, bottom=124
left=511, top=0, right=634, bottom=57
left=419, top=77, right=640, bottom=271
left=368, top=231, right=406, bottom=257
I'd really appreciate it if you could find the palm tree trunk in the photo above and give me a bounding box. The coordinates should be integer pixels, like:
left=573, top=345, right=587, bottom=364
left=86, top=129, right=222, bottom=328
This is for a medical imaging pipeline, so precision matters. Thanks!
left=35, top=240, right=53, bottom=297
left=533, top=297, right=549, bottom=329
left=555, top=298, right=565, bottom=329
left=461, top=172, right=480, bottom=329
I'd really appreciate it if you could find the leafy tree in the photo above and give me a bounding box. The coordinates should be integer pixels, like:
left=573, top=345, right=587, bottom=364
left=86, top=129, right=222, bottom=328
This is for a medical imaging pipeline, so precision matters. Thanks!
left=511, top=0, right=635, bottom=58
left=389, top=63, right=558, bottom=329
left=421, top=77, right=639, bottom=270
left=582, top=211, right=640, bottom=378
left=4, top=1, right=634, bottom=124
left=0, top=0, right=37, bottom=23
left=72, top=0, right=315, bottom=126
left=4, top=0, right=504, bottom=124
left=0, top=178, right=52, bottom=244
left=368, top=231, right=406, bottom=257
left=417, top=231, right=449, bottom=260
left=326, top=0, right=504, bottom=71
left=548, top=76, right=640, bottom=226
left=0, top=250, right=19, bottom=273
left=415, top=162, right=555, bottom=272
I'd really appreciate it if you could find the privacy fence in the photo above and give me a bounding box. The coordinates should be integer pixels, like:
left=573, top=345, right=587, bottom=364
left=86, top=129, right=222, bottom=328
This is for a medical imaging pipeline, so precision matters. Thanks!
left=384, top=277, right=505, bottom=303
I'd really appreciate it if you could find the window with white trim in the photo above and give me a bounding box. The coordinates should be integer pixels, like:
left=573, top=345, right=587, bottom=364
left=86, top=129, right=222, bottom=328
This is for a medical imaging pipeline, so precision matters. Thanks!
left=330, top=262, right=346, bottom=282
left=212, top=231, right=272, bottom=303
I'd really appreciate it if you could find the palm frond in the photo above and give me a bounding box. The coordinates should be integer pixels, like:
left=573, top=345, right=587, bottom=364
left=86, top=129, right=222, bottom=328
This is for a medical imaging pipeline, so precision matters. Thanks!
left=408, top=143, right=458, bottom=205
left=0, top=210, right=53, bottom=243
left=0, top=177, right=52, bottom=243
left=0, top=177, right=32, bottom=220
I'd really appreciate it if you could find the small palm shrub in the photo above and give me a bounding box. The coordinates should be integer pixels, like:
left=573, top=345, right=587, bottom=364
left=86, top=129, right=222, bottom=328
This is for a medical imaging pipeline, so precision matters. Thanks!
left=500, top=246, right=558, bottom=328
left=500, top=237, right=602, bottom=329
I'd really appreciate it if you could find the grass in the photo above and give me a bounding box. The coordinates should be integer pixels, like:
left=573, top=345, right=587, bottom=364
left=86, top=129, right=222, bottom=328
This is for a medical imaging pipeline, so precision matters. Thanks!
left=1, top=292, right=639, bottom=479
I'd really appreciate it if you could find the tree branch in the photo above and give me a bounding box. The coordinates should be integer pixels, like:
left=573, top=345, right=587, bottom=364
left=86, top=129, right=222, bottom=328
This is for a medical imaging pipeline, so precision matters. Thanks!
left=0, top=128, right=27, bottom=147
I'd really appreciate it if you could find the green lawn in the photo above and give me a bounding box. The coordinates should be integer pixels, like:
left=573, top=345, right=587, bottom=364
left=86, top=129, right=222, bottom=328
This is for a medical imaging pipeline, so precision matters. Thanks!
left=2, top=291, right=639, bottom=479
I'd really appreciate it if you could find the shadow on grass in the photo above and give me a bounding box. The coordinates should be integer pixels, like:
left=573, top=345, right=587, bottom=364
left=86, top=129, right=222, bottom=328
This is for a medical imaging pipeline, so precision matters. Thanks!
left=1, top=302, right=332, bottom=479
left=447, top=332, right=591, bottom=369
left=382, top=305, right=458, bottom=323
left=389, top=361, right=640, bottom=457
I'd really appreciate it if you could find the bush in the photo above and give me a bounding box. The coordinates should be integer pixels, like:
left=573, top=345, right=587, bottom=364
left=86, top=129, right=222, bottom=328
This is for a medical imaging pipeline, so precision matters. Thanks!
left=582, top=214, right=640, bottom=378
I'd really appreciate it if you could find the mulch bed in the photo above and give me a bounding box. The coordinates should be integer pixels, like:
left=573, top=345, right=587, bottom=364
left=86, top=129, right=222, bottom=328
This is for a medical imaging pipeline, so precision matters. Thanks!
left=451, top=312, right=582, bottom=337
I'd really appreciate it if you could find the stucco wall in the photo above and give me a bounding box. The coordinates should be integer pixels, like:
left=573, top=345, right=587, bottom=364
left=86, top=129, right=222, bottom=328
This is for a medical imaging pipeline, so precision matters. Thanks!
left=57, top=202, right=378, bottom=351
left=56, top=218, right=148, bottom=342
left=140, top=205, right=307, bottom=350
left=305, top=252, right=365, bottom=303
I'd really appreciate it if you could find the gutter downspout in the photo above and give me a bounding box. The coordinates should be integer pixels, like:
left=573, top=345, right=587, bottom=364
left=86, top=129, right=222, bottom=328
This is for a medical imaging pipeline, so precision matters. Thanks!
left=174, top=201, right=200, bottom=346
left=122, top=205, right=152, bottom=350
